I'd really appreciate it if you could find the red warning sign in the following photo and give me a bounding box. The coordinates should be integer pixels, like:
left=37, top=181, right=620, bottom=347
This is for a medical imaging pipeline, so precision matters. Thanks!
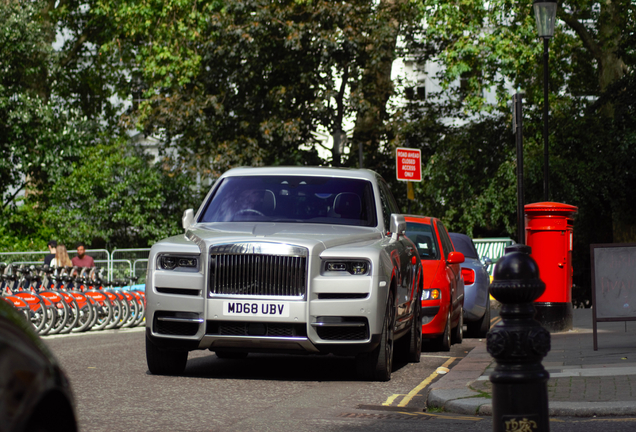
left=396, top=148, right=422, bottom=181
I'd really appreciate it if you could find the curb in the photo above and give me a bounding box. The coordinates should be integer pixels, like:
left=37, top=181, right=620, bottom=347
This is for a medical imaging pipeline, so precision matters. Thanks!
left=426, top=342, right=493, bottom=415
left=425, top=341, right=636, bottom=417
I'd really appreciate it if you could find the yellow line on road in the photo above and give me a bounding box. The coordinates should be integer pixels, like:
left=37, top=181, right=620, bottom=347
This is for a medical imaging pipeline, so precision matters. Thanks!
left=382, top=394, right=404, bottom=406
left=396, top=357, right=456, bottom=407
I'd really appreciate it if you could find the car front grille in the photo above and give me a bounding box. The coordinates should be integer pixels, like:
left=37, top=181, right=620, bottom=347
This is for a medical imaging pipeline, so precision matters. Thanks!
left=209, top=243, right=308, bottom=298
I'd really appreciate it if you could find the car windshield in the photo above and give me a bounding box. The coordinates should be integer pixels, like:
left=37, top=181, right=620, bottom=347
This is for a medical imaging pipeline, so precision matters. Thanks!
left=198, top=175, right=378, bottom=227
left=405, top=222, right=440, bottom=260
left=449, top=233, right=479, bottom=259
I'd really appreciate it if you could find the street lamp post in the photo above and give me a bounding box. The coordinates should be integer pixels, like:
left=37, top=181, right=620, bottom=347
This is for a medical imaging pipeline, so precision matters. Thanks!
left=533, top=0, right=557, bottom=202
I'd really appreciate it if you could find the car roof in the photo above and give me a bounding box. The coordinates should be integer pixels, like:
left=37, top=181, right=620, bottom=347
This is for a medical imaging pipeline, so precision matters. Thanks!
left=221, top=166, right=380, bottom=181
left=404, top=215, right=438, bottom=225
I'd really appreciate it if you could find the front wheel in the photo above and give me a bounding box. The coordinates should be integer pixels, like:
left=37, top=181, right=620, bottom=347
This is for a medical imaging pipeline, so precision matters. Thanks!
left=146, top=335, right=188, bottom=375
left=356, top=292, right=395, bottom=381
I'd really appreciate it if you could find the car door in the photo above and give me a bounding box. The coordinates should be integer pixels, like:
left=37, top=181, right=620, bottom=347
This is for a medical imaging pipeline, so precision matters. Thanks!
left=436, top=221, right=463, bottom=321
left=378, top=179, right=417, bottom=331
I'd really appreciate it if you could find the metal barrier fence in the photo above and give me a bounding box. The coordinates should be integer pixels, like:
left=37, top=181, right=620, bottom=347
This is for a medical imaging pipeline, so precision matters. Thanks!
left=0, top=248, right=150, bottom=283
left=474, top=238, right=515, bottom=277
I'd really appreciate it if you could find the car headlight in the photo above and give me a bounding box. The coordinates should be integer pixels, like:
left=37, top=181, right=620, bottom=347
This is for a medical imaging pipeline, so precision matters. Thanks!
left=323, top=260, right=370, bottom=275
left=421, top=289, right=441, bottom=300
left=158, top=255, right=199, bottom=271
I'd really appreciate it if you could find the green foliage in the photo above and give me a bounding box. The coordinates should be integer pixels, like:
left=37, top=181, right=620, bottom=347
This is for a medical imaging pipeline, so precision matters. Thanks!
left=43, top=140, right=201, bottom=248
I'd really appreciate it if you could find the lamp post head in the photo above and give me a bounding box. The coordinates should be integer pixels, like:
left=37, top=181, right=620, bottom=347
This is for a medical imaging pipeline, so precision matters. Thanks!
left=533, top=0, right=557, bottom=39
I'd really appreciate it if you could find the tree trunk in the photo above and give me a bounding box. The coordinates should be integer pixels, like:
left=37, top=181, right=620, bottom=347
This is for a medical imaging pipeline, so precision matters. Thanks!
left=351, top=0, right=404, bottom=170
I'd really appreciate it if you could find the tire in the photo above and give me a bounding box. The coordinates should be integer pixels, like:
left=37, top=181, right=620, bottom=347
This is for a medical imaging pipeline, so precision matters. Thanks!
left=47, top=301, right=69, bottom=335
left=397, top=294, right=422, bottom=363
left=114, top=294, right=129, bottom=329
left=132, top=295, right=145, bottom=327
left=467, top=301, right=491, bottom=338
left=92, top=297, right=114, bottom=331
left=146, top=334, right=188, bottom=375
left=30, top=302, right=48, bottom=334
left=407, top=296, right=423, bottom=362
left=122, top=297, right=139, bottom=328
left=452, top=306, right=463, bottom=344
left=215, top=351, right=249, bottom=359
left=105, top=298, right=123, bottom=330
left=72, top=302, right=94, bottom=332
left=356, top=291, right=395, bottom=381
left=60, top=299, right=80, bottom=334
left=39, top=302, right=57, bottom=336
left=435, top=309, right=451, bottom=352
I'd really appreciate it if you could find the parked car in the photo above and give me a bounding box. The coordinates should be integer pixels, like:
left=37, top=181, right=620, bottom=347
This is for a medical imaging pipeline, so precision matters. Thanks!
left=449, top=232, right=491, bottom=338
left=146, top=167, right=423, bottom=381
left=404, top=216, right=465, bottom=351
left=0, top=298, right=77, bottom=432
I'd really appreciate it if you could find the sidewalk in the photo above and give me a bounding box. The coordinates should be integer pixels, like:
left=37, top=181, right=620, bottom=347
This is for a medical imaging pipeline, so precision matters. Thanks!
left=426, top=308, right=636, bottom=417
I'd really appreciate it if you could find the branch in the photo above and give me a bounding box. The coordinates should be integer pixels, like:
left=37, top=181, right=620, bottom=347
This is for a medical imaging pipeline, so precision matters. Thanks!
left=59, top=31, right=90, bottom=69
left=2, top=181, right=28, bottom=210
left=557, top=8, right=602, bottom=62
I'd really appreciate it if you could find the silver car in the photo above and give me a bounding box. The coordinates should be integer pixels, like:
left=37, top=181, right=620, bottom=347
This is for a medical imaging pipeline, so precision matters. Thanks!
left=449, top=232, right=491, bottom=338
left=145, top=167, right=423, bottom=381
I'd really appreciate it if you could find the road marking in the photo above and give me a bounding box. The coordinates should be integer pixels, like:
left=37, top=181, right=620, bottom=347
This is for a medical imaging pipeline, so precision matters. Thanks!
left=382, top=357, right=457, bottom=407
left=490, top=316, right=501, bottom=326
left=382, top=394, right=405, bottom=406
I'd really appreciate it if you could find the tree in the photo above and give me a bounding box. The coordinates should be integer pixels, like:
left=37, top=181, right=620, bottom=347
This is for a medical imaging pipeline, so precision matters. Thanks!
left=396, top=0, right=636, bottom=303
left=99, top=0, right=418, bottom=177
left=0, top=1, right=88, bottom=212
left=43, top=140, right=200, bottom=248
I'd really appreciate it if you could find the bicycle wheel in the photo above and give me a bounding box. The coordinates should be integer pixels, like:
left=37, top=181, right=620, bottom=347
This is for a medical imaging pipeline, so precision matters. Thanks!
left=113, top=292, right=129, bottom=329
left=47, top=300, right=69, bottom=335
left=60, top=298, right=80, bottom=334
left=92, top=296, right=113, bottom=331
left=132, top=294, right=145, bottom=327
left=104, top=297, right=123, bottom=330
left=30, top=302, right=48, bottom=334
left=72, top=301, right=94, bottom=332
left=121, top=296, right=139, bottom=328
left=39, top=301, right=57, bottom=336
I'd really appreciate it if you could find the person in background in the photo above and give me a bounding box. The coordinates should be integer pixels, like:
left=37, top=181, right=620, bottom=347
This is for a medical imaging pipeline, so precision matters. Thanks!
left=71, top=242, right=95, bottom=268
left=51, top=244, right=73, bottom=267
left=44, top=240, right=57, bottom=266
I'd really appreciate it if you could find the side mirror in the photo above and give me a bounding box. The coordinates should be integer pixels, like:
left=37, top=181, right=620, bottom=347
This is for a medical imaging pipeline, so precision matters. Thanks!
left=182, top=209, right=194, bottom=230
left=389, top=214, right=407, bottom=241
left=447, top=251, right=465, bottom=264
left=482, top=256, right=493, bottom=268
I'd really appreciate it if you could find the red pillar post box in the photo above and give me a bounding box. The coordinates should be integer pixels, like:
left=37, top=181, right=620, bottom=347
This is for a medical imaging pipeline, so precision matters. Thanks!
left=525, top=202, right=578, bottom=332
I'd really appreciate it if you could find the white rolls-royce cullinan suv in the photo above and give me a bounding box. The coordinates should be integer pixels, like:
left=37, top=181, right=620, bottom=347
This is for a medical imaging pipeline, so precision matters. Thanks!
left=145, top=167, right=423, bottom=381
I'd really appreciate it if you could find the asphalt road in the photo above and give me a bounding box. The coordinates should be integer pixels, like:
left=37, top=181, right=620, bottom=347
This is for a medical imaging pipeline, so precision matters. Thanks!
left=44, top=328, right=636, bottom=432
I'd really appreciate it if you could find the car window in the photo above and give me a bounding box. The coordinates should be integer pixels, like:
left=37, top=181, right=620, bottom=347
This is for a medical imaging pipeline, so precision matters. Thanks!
left=198, top=175, right=378, bottom=227
left=436, top=221, right=454, bottom=260
left=405, top=222, right=440, bottom=260
left=378, top=179, right=399, bottom=231
left=449, top=233, right=479, bottom=259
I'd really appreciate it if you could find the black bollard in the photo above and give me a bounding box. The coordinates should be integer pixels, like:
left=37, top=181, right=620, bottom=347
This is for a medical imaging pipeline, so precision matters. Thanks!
left=488, top=244, right=551, bottom=432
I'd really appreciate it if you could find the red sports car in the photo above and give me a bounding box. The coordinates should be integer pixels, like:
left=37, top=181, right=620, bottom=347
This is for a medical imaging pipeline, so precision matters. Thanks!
left=404, top=216, right=465, bottom=351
